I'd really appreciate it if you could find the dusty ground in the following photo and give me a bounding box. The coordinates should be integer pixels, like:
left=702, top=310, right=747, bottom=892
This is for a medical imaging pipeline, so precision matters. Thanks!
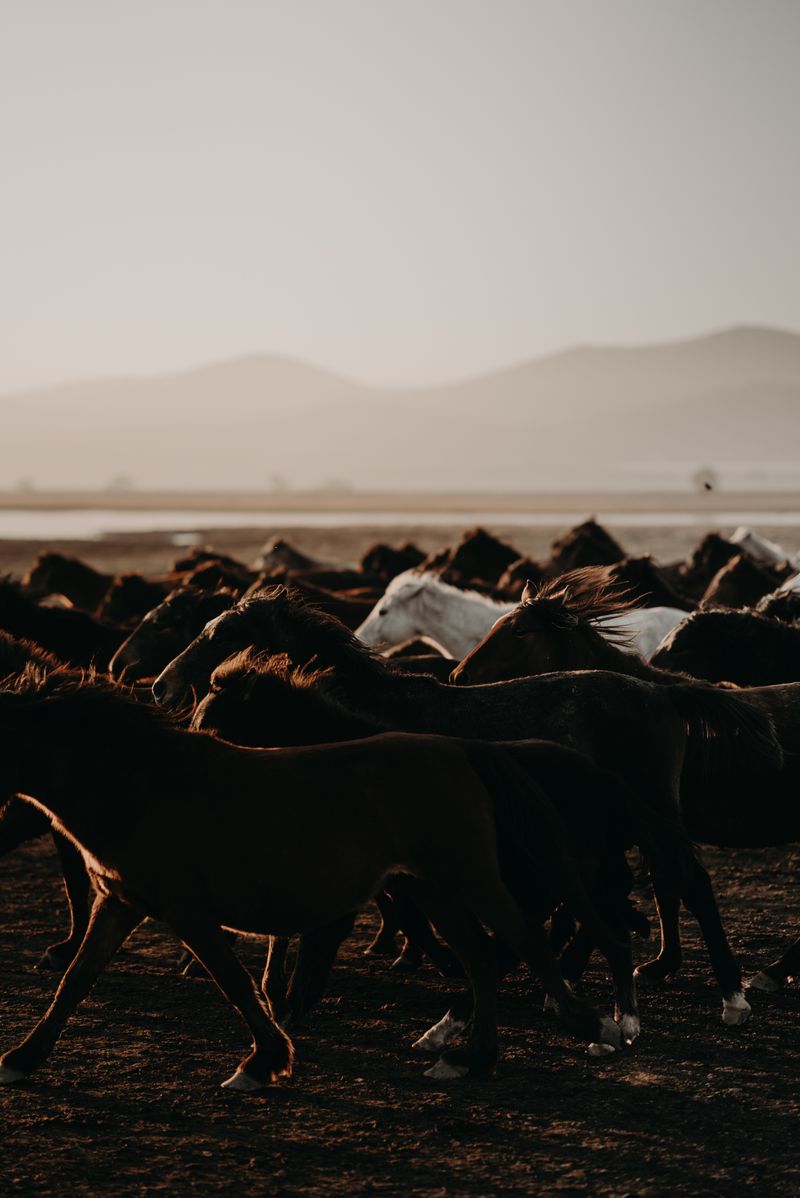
left=2, top=522, right=800, bottom=1196
left=2, top=839, right=800, bottom=1197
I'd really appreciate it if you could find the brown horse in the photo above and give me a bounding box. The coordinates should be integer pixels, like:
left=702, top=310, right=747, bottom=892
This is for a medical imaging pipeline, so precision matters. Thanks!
left=151, top=584, right=782, bottom=1024
left=0, top=670, right=624, bottom=1092
left=450, top=569, right=800, bottom=997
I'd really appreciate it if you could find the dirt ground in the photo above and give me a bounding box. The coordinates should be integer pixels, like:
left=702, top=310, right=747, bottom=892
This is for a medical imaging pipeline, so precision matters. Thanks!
left=2, top=522, right=800, bottom=1197
left=2, top=839, right=800, bottom=1197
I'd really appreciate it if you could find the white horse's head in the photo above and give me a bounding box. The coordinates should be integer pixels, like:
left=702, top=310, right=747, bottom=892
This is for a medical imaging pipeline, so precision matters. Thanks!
left=356, top=571, right=434, bottom=648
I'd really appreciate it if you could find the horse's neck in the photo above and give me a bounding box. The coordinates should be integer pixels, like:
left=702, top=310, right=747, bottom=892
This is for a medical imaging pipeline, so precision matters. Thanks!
left=585, top=633, right=676, bottom=684
left=420, top=586, right=511, bottom=659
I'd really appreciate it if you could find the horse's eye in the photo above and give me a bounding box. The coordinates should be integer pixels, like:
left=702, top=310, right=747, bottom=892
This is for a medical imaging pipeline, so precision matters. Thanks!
left=512, top=624, right=529, bottom=638
left=378, top=607, right=389, bottom=617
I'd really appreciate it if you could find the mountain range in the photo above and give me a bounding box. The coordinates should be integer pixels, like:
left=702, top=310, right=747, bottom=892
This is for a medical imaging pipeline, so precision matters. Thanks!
left=2, top=325, right=799, bottom=491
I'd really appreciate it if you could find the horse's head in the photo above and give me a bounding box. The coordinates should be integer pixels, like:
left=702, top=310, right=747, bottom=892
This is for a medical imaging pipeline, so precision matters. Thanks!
left=356, top=572, right=431, bottom=649
left=451, top=570, right=636, bottom=685
left=110, top=587, right=233, bottom=684
left=20, top=553, right=68, bottom=599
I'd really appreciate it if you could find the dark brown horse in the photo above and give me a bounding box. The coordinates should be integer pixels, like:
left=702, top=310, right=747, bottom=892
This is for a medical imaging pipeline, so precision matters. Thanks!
left=109, top=587, right=235, bottom=683
left=700, top=553, right=789, bottom=610
left=0, top=579, right=124, bottom=668
left=650, top=608, right=800, bottom=685
left=0, top=670, right=627, bottom=1091
left=450, top=569, right=800, bottom=997
left=151, top=585, right=782, bottom=1024
left=22, top=553, right=113, bottom=613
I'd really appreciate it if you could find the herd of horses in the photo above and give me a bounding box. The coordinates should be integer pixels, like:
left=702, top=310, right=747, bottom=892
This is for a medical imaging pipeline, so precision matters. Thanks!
left=1, top=517, right=800, bottom=1093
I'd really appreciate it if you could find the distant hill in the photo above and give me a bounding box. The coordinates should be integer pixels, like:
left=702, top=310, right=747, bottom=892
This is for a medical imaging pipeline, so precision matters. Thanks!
left=2, top=325, right=799, bottom=491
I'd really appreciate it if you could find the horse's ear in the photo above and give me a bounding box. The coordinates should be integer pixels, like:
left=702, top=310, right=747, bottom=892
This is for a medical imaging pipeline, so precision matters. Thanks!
left=521, top=580, right=536, bottom=604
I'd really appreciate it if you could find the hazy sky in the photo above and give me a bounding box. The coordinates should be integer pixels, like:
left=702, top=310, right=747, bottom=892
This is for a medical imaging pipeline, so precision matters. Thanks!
left=2, top=0, right=799, bottom=392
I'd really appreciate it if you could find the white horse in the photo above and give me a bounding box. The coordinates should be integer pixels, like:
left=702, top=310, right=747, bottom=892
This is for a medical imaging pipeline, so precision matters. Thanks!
left=356, top=571, right=685, bottom=662
left=730, top=525, right=798, bottom=568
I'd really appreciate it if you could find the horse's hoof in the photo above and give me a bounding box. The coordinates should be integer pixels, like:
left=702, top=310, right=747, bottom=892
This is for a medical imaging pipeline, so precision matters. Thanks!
left=588, top=1042, right=618, bottom=1058
left=746, top=971, right=783, bottom=994
left=617, top=1013, right=641, bottom=1044
left=412, top=1011, right=465, bottom=1053
left=598, top=1015, right=623, bottom=1049
left=722, top=991, right=751, bottom=1026
left=0, top=1065, right=28, bottom=1085
left=424, top=1058, right=469, bottom=1080
left=634, top=959, right=676, bottom=986
left=220, top=1069, right=267, bottom=1093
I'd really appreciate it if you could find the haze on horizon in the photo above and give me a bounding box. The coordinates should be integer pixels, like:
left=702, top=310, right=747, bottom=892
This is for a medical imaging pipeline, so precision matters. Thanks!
left=2, top=0, right=799, bottom=394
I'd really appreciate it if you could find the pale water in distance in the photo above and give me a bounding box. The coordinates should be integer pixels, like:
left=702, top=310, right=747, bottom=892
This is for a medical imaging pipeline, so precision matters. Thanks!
left=3, top=508, right=800, bottom=541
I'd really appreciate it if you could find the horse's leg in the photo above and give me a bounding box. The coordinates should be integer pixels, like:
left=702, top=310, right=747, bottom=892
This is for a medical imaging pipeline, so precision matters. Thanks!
left=364, top=892, right=400, bottom=957
left=749, top=935, right=800, bottom=993
left=283, top=913, right=356, bottom=1023
left=386, top=883, right=464, bottom=978
left=406, top=890, right=500, bottom=1080
left=633, top=876, right=683, bottom=985
left=38, top=834, right=93, bottom=971
left=170, top=917, right=294, bottom=1090
left=0, top=894, right=142, bottom=1084
left=459, top=876, right=622, bottom=1051
left=548, top=905, right=577, bottom=956
left=677, top=857, right=750, bottom=1025
left=261, top=936, right=291, bottom=1017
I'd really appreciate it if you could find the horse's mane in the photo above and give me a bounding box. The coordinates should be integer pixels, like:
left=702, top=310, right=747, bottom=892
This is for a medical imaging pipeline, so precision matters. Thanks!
left=0, top=630, right=64, bottom=680
left=209, top=649, right=387, bottom=737
left=0, top=665, right=183, bottom=739
left=233, top=586, right=388, bottom=677
left=525, top=567, right=642, bottom=632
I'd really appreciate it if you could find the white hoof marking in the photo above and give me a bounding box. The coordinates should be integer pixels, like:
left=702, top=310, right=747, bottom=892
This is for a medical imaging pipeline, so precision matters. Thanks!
left=424, top=1058, right=469, bottom=1080
left=746, top=972, right=783, bottom=994
left=0, top=1065, right=28, bottom=1085
left=722, top=991, right=751, bottom=1026
left=588, top=1043, right=618, bottom=1057
left=618, top=1013, right=641, bottom=1044
left=412, top=1011, right=465, bottom=1053
left=220, top=1069, right=266, bottom=1092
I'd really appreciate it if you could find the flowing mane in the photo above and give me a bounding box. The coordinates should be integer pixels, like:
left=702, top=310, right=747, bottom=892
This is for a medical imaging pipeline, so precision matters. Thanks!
left=525, top=568, right=643, bottom=638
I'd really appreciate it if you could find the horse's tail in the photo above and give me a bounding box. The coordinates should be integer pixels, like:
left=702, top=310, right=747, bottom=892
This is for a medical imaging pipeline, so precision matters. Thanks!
left=666, top=682, right=783, bottom=773
left=465, top=742, right=622, bottom=949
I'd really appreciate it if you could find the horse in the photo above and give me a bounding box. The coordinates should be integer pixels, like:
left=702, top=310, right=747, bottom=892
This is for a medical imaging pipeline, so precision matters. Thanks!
left=0, top=578, right=124, bottom=668
left=673, top=533, right=740, bottom=600
left=449, top=568, right=800, bottom=994
left=355, top=571, right=685, bottom=660
left=420, top=528, right=522, bottom=587
left=756, top=586, right=800, bottom=624
left=359, top=541, right=426, bottom=583
left=22, top=553, right=114, bottom=613
left=151, top=584, right=782, bottom=1024
left=109, top=586, right=236, bottom=683
left=650, top=609, right=800, bottom=686
left=700, top=553, right=789, bottom=610
left=0, top=669, right=628, bottom=1091
left=192, top=649, right=693, bottom=1043
left=544, top=519, right=625, bottom=576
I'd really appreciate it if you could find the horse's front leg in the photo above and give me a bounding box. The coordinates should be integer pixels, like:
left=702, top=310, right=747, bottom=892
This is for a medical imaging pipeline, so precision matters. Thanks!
left=172, top=916, right=294, bottom=1091
left=0, top=893, right=142, bottom=1084
left=38, top=833, right=93, bottom=971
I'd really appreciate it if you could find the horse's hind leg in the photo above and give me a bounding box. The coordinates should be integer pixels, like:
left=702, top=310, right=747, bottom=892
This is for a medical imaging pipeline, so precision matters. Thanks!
left=634, top=876, right=683, bottom=984
left=38, top=834, right=93, bottom=972
left=283, top=913, right=356, bottom=1023
left=171, top=917, right=294, bottom=1090
left=748, top=935, right=800, bottom=993
left=0, top=894, right=142, bottom=1084
left=261, top=936, right=291, bottom=1017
